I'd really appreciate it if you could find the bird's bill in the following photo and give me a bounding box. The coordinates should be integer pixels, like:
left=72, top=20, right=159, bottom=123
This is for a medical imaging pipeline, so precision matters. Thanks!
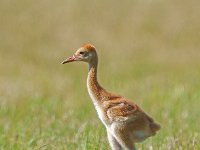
left=61, top=55, right=76, bottom=64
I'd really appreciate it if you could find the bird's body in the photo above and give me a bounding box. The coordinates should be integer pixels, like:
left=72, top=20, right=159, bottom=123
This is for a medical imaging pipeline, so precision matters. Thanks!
left=62, top=44, right=160, bottom=150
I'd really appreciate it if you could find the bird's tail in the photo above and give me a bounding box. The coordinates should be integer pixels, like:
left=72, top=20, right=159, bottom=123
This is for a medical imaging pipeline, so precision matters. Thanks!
left=150, top=122, right=161, bottom=133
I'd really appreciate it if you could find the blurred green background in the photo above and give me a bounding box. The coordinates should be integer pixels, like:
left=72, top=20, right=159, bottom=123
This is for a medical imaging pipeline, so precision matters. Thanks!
left=0, top=0, right=200, bottom=149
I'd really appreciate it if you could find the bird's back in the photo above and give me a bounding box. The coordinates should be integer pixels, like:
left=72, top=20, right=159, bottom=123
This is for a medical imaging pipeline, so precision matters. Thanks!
left=98, top=92, right=161, bottom=142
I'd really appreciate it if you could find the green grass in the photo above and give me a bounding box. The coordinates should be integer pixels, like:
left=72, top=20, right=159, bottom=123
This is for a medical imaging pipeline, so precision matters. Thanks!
left=0, top=0, right=200, bottom=149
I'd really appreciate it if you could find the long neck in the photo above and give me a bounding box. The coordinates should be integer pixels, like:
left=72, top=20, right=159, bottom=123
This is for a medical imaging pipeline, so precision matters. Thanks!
left=87, top=58, right=103, bottom=104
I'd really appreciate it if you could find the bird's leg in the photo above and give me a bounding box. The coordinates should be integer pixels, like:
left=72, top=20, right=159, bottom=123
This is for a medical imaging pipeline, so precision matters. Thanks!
left=110, top=124, right=136, bottom=150
left=115, top=136, right=136, bottom=150
left=107, top=130, right=122, bottom=150
left=132, top=145, right=137, bottom=150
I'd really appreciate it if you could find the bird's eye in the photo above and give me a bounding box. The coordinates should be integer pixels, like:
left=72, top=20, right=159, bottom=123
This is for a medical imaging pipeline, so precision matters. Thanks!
left=80, top=51, right=85, bottom=55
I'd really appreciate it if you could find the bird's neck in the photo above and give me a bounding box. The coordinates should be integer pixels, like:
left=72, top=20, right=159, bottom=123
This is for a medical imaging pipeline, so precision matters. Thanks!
left=87, top=59, right=103, bottom=105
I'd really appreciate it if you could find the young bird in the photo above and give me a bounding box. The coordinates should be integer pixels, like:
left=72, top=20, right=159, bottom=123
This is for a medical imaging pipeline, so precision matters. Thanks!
left=61, top=44, right=160, bottom=150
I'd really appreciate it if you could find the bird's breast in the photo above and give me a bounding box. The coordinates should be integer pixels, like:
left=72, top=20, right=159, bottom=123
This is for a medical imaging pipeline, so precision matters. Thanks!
left=87, top=88, right=108, bottom=126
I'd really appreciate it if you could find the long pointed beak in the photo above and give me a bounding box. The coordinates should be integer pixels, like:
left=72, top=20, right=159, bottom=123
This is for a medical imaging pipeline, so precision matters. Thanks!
left=61, top=55, right=76, bottom=64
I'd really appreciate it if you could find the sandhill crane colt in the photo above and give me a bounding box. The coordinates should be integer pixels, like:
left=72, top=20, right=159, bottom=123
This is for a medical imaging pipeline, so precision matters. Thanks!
left=61, top=44, right=160, bottom=150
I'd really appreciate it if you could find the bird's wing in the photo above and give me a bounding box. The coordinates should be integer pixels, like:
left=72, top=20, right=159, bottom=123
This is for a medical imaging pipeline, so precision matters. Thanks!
left=105, top=97, right=161, bottom=132
left=105, top=98, right=142, bottom=122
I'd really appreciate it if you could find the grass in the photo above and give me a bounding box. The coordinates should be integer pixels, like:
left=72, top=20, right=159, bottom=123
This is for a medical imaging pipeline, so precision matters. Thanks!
left=0, top=0, right=200, bottom=149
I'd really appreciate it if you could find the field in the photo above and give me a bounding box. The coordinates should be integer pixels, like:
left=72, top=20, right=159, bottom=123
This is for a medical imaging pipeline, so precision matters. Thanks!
left=0, top=0, right=200, bottom=149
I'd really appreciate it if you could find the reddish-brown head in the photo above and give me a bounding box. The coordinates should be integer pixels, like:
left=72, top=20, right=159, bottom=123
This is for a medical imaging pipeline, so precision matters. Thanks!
left=61, top=43, right=97, bottom=64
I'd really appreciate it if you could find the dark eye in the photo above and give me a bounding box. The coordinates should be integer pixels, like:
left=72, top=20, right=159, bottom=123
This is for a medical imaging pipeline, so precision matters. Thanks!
left=80, top=51, right=85, bottom=55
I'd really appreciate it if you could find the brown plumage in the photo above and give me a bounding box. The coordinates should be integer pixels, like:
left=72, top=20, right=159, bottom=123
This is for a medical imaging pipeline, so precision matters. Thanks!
left=61, top=44, right=160, bottom=150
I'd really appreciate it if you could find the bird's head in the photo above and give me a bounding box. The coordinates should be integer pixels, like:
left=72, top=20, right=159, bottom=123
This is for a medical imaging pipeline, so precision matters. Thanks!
left=61, top=43, right=97, bottom=64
